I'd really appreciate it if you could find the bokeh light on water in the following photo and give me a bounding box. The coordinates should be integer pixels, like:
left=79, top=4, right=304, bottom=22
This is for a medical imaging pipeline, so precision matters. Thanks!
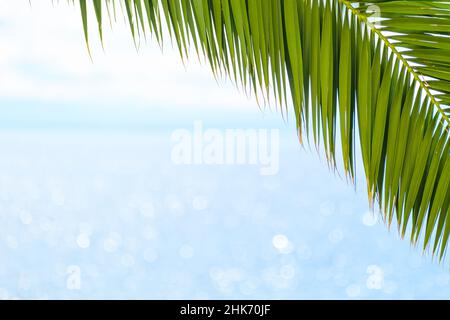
left=0, top=126, right=448, bottom=300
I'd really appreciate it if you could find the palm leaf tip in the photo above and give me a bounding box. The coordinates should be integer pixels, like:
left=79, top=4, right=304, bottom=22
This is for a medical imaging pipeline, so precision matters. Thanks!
left=76, top=0, right=450, bottom=261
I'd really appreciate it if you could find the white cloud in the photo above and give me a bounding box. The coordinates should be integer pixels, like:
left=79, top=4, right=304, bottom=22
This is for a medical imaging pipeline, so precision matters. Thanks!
left=0, top=1, right=257, bottom=110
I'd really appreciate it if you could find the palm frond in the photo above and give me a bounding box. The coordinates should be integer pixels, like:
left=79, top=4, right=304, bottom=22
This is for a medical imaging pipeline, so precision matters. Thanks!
left=76, top=0, right=450, bottom=260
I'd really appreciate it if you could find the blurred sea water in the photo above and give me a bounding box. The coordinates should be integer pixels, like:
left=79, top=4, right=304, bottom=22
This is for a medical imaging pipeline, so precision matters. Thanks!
left=0, top=106, right=448, bottom=299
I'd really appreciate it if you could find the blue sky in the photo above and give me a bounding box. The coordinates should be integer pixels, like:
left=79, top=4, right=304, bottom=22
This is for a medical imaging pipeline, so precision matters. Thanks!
left=0, top=1, right=448, bottom=300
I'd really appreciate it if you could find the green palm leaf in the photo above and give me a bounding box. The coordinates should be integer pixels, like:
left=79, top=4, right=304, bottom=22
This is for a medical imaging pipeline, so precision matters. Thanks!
left=77, top=0, right=450, bottom=260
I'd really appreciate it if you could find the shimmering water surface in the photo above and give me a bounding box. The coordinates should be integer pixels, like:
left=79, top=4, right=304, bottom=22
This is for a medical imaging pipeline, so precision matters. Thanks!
left=0, top=128, right=448, bottom=300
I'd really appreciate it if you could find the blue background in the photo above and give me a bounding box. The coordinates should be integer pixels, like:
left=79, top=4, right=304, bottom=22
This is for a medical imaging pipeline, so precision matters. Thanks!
left=0, top=101, right=448, bottom=299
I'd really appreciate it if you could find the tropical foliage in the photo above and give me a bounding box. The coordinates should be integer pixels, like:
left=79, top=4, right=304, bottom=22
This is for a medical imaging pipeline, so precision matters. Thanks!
left=75, top=0, right=450, bottom=260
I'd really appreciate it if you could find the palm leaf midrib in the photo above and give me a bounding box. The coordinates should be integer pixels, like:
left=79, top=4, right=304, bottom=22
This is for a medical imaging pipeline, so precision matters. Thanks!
left=341, top=0, right=450, bottom=130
